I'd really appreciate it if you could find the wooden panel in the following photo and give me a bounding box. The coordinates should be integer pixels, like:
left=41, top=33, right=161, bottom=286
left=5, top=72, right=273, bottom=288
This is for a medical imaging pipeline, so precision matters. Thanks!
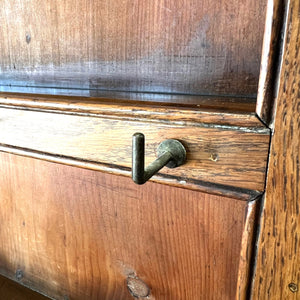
left=251, top=0, right=300, bottom=298
left=256, top=0, right=287, bottom=125
left=0, top=275, right=49, bottom=300
left=0, top=0, right=266, bottom=98
left=0, top=151, right=257, bottom=300
left=0, top=96, right=270, bottom=196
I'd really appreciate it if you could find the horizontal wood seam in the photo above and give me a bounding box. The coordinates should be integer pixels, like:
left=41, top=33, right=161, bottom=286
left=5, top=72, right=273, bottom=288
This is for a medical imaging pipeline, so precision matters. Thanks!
left=0, top=143, right=260, bottom=201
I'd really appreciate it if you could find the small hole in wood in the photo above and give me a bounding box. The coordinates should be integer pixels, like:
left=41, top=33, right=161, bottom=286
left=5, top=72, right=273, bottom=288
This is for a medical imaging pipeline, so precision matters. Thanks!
left=288, top=283, right=298, bottom=293
left=209, top=153, right=219, bottom=162
left=15, top=269, right=24, bottom=281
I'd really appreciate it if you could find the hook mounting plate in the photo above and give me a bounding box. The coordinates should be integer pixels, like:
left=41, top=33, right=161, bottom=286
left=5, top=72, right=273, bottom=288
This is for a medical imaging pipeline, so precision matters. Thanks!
left=157, top=139, right=186, bottom=168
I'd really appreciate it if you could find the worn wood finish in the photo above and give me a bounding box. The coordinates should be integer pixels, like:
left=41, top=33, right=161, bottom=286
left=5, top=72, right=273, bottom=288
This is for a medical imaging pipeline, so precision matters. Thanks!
left=0, top=93, right=263, bottom=126
left=0, top=0, right=266, bottom=98
left=0, top=92, right=258, bottom=115
left=0, top=275, right=50, bottom=300
left=0, top=98, right=270, bottom=196
left=0, top=151, right=257, bottom=300
left=236, top=200, right=259, bottom=300
left=252, top=0, right=300, bottom=298
left=256, top=0, right=287, bottom=125
left=0, top=90, right=258, bottom=112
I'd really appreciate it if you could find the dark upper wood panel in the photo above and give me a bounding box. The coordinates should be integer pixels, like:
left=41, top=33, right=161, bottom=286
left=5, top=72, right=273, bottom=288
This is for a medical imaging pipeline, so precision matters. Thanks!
left=0, top=151, right=257, bottom=300
left=0, top=0, right=266, bottom=99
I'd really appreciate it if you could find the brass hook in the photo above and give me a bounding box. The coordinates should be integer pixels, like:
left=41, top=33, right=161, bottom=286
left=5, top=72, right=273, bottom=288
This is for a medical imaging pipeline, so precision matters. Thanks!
left=132, top=133, right=186, bottom=184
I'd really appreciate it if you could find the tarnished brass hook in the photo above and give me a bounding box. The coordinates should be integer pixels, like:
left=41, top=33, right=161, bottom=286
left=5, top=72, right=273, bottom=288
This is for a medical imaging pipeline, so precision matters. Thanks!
left=132, top=133, right=186, bottom=184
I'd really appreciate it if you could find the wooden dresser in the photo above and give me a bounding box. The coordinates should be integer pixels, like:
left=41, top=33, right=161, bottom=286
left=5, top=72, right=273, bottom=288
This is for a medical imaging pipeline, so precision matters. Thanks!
left=0, top=0, right=298, bottom=299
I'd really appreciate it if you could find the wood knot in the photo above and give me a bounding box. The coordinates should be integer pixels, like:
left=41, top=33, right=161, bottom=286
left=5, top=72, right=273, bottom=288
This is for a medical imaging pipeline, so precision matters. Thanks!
left=127, top=275, right=150, bottom=298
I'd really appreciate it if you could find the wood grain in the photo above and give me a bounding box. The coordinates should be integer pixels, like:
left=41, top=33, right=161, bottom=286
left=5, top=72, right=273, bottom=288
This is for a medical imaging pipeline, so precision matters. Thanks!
left=251, top=0, right=300, bottom=298
left=0, top=275, right=49, bottom=300
left=0, top=92, right=258, bottom=116
left=0, top=151, right=257, bottom=300
left=0, top=97, right=270, bottom=196
left=0, top=93, right=263, bottom=127
left=236, top=200, right=259, bottom=300
left=0, top=0, right=266, bottom=98
left=256, top=0, right=287, bottom=125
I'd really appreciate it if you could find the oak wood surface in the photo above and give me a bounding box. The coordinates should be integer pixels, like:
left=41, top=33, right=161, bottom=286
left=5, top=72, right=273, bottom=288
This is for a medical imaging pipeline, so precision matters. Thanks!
left=0, top=0, right=266, bottom=99
left=251, top=0, right=300, bottom=298
left=0, top=151, right=257, bottom=300
left=0, top=97, right=270, bottom=196
left=0, top=275, right=50, bottom=300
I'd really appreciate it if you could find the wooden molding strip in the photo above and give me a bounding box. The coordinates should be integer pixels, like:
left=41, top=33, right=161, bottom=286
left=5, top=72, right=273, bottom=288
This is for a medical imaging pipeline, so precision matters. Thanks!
left=236, top=199, right=260, bottom=299
left=0, top=90, right=258, bottom=112
left=256, top=0, right=288, bottom=125
left=0, top=93, right=263, bottom=127
left=0, top=94, right=270, bottom=200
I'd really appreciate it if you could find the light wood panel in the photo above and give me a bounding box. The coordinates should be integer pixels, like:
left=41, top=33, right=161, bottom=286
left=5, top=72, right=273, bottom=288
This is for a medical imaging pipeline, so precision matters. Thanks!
left=252, top=0, right=300, bottom=298
left=0, top=151, right=257, bottom=300
left=0, top=0, right=266, bottom=98
left=0, top=95, right=270, bottom=196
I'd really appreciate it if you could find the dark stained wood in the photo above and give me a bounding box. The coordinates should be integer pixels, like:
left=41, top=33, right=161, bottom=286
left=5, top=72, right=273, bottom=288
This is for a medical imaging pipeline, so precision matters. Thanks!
left=256, top=0, right=288, bottom=125
left=0, top=275, right=49, bottom=300
left=0, top=151, right=258, bottom=300
left=0, top=0, right=266, bottom=99
left=251, top=0, right=300, bottom=298
left=0, top=95, right=270, bottom=196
